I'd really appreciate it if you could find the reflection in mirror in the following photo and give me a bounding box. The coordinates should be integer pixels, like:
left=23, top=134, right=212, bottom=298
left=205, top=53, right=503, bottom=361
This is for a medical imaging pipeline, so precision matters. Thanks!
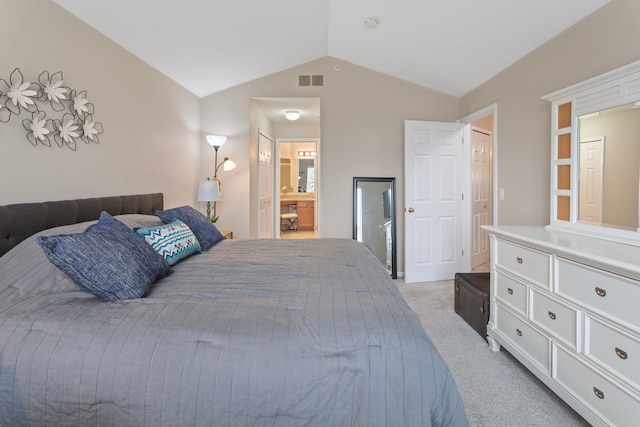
left=298, top=159, right=314, bottom=192
left=353, top=177, right=397, bottom=278
left=578, top=103, right=640, bottom=231
left=279, top=142, right=317, bottom=194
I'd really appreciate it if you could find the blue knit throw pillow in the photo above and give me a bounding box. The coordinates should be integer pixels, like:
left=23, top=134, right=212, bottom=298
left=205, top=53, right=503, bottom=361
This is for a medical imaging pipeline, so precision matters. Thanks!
left=36, top=211, right=172, bottom=301
left=155, top=205, right=224, bottom=251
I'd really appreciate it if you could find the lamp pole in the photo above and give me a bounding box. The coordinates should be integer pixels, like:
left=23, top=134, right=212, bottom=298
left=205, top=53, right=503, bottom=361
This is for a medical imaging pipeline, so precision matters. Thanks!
left=213, top=146, right=220, bottom=219
left=212, top=148, right=231, bottom=220
left=205, top=178, right=212, bottom=220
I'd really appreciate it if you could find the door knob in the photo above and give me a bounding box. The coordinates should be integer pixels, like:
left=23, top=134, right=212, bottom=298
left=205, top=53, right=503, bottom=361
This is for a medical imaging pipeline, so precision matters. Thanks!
left=408, top=207, right=415, bottom=213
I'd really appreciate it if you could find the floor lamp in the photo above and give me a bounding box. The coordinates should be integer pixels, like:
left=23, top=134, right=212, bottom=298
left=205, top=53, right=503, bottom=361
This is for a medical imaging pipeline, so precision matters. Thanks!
left=204, top=135, right=236, bottom=221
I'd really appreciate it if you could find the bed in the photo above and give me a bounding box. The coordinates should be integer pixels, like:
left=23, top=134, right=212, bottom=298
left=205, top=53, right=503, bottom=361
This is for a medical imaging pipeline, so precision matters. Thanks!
left=0, top=193, right=468, bottom=426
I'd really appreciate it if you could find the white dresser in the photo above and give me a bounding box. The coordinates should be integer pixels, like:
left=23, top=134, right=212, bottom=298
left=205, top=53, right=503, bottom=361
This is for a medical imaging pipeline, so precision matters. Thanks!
left=484, top=225, right=640, bottom=426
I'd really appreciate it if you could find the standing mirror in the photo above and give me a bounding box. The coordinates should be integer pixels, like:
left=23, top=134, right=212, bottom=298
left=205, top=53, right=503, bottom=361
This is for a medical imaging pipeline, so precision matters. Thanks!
left=353, top=177, right=397, bottom=278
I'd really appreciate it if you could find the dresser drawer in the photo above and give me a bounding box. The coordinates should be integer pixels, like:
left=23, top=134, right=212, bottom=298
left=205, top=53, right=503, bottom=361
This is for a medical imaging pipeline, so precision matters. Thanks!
left=495, top=304, right=550, bottom=372
left=586, top=315, right=640, bottom=392
left=531, top=289, right=579, bottom=350
left=495, top=239, right=550, bottom=289
left=495, top=270, right=527, bottom=316
left=554, top=344, right=640, bottom=427
left=557, top=258, right=640, bottom=330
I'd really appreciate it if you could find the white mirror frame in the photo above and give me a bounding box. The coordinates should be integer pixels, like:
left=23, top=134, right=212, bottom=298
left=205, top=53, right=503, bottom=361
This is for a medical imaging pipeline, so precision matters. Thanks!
left=543, top=60, right=640, bottom=246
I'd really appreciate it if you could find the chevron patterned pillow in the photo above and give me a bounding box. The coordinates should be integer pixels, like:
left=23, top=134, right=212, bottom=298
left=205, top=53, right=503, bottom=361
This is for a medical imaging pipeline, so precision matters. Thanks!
left=135, top=220, right=201, bottom=266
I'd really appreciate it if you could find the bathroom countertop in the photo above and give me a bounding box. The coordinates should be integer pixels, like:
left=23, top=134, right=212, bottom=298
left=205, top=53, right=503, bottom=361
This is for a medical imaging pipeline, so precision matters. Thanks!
left=280, top=193, right=315, bottom=202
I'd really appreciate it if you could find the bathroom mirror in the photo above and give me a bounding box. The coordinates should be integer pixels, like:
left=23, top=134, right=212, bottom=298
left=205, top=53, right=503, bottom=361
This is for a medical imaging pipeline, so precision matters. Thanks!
left=578, top=103, right=640, bottom=231
left=298, top=159, right=315, bottom=192
left=353, top=177, right=397, bottom=278
left=279, top=142, right=317, bottom=194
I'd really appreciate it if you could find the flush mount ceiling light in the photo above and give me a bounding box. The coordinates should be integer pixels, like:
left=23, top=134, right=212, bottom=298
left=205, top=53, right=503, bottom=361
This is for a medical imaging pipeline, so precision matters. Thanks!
left=363, top=16, right=379, bottom=29
left=285, top=111, right=300, bottom=121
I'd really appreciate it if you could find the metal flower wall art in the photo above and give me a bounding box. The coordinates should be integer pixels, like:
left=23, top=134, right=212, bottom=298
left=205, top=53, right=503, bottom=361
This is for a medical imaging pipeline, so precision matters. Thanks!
left=0, top=68, right=104, bottom=151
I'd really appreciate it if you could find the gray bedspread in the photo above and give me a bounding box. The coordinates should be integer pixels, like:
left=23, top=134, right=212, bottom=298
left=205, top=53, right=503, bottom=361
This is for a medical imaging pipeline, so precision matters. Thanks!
left=0, top=215, right=468, bottom=426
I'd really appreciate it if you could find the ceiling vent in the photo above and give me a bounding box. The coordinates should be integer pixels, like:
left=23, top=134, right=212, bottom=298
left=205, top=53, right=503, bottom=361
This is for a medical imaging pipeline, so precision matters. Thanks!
left=298, top=74, right=324, bottom=87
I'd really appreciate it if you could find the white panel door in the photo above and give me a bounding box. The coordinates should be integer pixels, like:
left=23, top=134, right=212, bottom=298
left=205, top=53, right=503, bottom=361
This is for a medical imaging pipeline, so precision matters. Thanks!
left=471, top=128, right=492, bottom=269
left=405, top=120, right=464, bottom=283
left=258, top=131, right=274, bottom=238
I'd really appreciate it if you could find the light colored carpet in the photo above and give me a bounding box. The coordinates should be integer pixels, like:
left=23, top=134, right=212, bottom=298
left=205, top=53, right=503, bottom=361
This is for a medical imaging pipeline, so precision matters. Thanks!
left=395, top=279, right=591, bottom=427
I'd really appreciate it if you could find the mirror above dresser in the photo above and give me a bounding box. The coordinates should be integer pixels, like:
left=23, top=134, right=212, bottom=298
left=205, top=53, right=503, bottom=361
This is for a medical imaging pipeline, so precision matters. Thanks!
left=543, top=60, right=640, bottom=245
left=578, top=103, right=640, bottom=231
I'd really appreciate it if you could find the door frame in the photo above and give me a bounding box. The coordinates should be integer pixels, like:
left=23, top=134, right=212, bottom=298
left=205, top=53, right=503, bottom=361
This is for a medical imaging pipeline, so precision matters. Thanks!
left=458, top=103, right=498, bottom=272
left=274, top=137, right=321, bottom=237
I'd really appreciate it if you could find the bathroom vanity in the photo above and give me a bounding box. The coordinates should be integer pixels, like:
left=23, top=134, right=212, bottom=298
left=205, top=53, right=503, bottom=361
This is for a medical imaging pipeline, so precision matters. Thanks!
left=280, top=194, right=315, bottom=231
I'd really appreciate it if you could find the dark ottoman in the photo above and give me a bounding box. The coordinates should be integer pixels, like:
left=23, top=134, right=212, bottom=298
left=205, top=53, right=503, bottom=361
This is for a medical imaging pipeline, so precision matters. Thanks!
left=454, top=272, right=490, bottom=340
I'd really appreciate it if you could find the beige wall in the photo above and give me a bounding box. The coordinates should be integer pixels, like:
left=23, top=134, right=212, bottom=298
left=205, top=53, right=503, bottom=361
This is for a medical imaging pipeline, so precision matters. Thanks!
left=0, top=0, right=201, bottom=208
left=201, top=58, right=459, bottom=273
left=460, top=0, right=640, bottom=226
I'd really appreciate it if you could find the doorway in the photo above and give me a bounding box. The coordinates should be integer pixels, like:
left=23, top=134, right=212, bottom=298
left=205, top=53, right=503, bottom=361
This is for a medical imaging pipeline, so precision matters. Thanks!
left=470, top=126, right=493, bottom=270
left=461, top=105, right=496, bottom=273
left=251, top=97, right=320, bottom=239
left=276, top=139, right=320, bottom=239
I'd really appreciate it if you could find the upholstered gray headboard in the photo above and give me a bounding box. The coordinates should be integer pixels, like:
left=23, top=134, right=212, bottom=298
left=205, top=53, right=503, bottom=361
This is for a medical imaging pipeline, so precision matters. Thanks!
left=0, top=193, right=163, bottom=257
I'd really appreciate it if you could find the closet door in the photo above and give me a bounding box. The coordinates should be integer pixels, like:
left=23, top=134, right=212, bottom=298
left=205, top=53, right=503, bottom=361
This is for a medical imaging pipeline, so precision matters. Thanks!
left=258, top=131, right=274, bottom=238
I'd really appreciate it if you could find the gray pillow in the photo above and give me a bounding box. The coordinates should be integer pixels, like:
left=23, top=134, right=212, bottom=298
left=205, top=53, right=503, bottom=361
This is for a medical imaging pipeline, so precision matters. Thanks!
left=155, top=205, right=224, bottom=251
left=36, top=211, right=172, bottom=301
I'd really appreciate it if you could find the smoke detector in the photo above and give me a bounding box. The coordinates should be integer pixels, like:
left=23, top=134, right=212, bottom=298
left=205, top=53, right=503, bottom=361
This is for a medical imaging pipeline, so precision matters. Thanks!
left=363, top=16, right=379, bottom=29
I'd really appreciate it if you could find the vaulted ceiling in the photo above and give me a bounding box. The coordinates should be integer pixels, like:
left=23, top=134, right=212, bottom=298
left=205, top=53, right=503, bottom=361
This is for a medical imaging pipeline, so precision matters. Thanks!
left=52, top=0, right=610, bottom=100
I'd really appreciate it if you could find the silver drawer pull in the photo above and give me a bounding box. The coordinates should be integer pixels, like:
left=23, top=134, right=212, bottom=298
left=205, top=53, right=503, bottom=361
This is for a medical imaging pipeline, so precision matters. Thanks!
left=516, top=257, right=523, bottom=264
left=507, top=288, right=514, bottom=295
left=615, top=347, right=628, bottom=360
left=593, top=387, right=605, bottom=400
left=516, top=328, right=523, bottom=337
left=548, top=311, right=556, bottom=320
left=595, top=287, right=607, bottom=297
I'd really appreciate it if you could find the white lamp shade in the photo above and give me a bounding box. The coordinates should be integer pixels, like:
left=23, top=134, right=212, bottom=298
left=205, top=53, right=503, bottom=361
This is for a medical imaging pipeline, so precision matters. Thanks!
left=206, top=134, right=227, bottom=147
left=223, top=159, right=236, bottom=172
left=197, top=179, right=220, bottom=202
